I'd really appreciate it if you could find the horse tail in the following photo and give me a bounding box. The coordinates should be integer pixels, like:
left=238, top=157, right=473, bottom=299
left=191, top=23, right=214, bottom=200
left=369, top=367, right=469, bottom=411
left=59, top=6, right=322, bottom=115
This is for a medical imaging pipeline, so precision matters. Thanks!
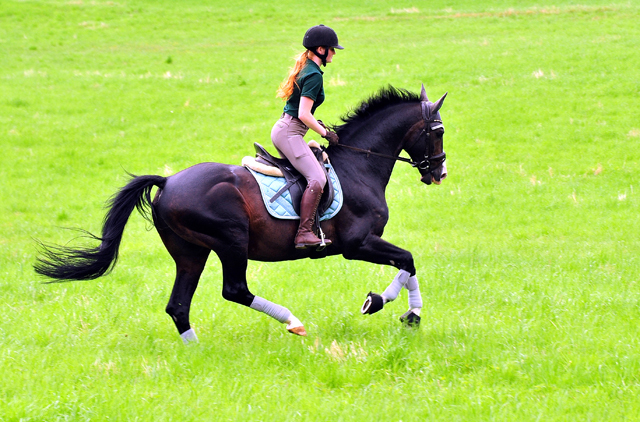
left=34, top=174, right=167, bottom=282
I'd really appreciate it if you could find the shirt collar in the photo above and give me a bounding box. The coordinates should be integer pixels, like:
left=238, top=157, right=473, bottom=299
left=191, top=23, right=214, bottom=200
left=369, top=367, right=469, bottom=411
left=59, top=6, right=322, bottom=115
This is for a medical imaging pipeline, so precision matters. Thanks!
left=307, top=60, right=324, bottom=74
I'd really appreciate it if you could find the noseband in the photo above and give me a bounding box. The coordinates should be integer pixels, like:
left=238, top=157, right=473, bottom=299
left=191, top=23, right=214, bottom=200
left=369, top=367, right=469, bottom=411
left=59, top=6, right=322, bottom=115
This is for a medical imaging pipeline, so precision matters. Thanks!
left=333, top=101, right=446, bottom=170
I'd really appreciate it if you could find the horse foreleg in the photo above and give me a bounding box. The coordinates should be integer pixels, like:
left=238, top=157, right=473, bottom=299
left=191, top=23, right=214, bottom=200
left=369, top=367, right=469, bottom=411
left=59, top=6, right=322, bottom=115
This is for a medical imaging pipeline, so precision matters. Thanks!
left=382, top=270, right=423, bottom=315
left=398, top=274, right=423, bottom=326
left=347, top=235, right=423, bottom=326
left=362, top=270, right=423, bottom=327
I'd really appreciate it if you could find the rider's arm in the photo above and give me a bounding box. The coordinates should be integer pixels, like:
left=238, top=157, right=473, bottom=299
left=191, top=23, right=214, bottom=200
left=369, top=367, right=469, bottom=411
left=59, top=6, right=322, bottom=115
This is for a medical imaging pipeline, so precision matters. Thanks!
left=298, top=96, right=327, bottom=137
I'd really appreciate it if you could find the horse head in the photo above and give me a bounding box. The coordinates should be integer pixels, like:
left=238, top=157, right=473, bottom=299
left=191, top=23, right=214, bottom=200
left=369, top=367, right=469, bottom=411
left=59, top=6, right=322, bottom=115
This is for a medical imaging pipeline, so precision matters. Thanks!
left=404, top=84, right=447, bottom=185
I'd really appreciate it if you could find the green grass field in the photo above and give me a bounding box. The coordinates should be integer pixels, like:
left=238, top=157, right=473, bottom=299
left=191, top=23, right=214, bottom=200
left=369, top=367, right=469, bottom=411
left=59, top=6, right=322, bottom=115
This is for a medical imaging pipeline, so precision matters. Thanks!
left=2, top=0, right=640, bottom=420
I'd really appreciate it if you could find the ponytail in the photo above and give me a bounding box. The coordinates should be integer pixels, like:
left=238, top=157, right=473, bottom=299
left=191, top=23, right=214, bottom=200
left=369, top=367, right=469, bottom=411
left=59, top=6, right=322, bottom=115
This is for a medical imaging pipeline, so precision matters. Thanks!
left=276, top=51, right=310, bottom=100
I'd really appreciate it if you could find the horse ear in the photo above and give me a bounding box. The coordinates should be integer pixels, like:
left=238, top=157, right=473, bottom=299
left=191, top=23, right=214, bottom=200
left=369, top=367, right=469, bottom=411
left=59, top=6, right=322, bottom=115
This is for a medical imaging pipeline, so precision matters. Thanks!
left=420, top=84, right=429, bottom=101
left=430, top=92, right=448, bottom=114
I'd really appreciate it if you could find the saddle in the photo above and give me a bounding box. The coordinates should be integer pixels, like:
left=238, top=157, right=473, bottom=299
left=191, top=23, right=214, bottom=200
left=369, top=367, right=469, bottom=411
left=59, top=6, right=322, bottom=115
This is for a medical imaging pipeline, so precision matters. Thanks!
left=243, top=142, right=335, bottom=217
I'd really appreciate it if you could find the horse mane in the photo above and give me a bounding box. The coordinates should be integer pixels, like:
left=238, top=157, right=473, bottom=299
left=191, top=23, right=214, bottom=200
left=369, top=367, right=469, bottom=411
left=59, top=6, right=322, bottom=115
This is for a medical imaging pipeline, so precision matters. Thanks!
left=335, top=85, right=421, bottom=136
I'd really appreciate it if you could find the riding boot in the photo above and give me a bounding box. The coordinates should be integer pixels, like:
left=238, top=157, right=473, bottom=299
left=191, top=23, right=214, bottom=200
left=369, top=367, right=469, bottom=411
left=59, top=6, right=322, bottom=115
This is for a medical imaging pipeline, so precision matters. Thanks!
left=294, top=180, right=332, bottom=249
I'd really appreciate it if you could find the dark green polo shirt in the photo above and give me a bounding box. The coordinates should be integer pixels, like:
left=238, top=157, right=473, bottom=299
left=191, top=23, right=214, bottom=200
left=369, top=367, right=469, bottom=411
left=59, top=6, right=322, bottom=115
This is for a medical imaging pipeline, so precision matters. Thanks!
left=283, top=60, right=325, bottom=118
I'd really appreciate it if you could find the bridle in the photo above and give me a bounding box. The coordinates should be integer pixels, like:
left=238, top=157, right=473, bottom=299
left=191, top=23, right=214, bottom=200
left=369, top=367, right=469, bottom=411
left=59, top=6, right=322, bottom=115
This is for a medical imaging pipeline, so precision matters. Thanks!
left=404, top=101, right=446, bottom=172
left=334, top=101, right=446, bottom=171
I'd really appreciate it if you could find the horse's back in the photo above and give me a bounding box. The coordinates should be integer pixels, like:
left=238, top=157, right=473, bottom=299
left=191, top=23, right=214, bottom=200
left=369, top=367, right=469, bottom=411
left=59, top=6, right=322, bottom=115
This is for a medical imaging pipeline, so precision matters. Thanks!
left=154, top=161, right=323, bottom=260
left=159, top=163, right=251, bottom=202
left=165, top=162, right=236, bottom=189
left=154, top=162, right=249, bottom=218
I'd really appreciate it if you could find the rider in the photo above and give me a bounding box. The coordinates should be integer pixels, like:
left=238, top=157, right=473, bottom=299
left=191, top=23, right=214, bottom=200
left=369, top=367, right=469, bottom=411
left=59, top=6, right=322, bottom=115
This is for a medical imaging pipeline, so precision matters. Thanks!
left=271, top=24, right=343, bottom=249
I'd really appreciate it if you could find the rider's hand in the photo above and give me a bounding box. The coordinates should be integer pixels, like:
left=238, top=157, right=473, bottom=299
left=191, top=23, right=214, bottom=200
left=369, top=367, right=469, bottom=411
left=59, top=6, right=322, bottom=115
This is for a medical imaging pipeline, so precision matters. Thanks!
left=323, top=129, right=339, bottom=146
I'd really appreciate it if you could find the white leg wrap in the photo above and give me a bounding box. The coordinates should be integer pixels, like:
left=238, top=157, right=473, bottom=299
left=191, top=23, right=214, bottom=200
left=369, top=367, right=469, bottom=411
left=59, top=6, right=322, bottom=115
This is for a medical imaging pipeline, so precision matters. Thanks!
left=286, top=314, right=304, bottom=331
left=405, top=275, right=423, bottom=310
left=382, top=269, right=411, bottom=303
left=250, top=296, right=292, bottom=324
left=180, top=328, right=199, bottom=345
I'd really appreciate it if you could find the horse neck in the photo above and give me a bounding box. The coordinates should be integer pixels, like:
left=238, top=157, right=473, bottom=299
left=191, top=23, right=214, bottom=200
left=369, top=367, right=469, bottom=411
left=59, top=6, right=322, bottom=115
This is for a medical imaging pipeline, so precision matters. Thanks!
left=344, top=103, right=419, bottom=152
left=331, top=103, right=420, bottom=188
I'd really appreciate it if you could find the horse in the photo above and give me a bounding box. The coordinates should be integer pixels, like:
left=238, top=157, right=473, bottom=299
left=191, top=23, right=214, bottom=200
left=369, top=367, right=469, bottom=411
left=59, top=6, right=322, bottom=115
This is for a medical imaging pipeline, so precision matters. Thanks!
left=34, top=84, right=448, bottom=342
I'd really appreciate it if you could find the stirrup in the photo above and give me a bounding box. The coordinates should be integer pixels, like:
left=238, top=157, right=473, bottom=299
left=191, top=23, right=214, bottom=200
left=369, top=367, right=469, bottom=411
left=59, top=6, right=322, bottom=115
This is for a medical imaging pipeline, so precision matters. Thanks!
left=294, top=232, right=332, bottom=251
left=316, top=226, right=330, bottom=251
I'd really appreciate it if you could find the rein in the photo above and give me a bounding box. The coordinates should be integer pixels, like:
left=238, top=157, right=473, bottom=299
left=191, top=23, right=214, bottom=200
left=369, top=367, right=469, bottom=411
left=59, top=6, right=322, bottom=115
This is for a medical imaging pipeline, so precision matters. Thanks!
left=333, top=143, right=418, bottom=166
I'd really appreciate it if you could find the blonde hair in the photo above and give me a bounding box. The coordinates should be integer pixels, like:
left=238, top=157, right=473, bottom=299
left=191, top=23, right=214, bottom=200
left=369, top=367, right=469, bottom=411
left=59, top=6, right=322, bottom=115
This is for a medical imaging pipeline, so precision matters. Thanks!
left=276, top=51, right=310, bottom=100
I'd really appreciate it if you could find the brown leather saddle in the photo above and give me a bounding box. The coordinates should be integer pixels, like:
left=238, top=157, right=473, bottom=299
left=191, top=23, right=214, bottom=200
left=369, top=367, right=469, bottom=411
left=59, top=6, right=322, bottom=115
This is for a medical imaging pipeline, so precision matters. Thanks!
left=252, top=142, right=335, bottom=217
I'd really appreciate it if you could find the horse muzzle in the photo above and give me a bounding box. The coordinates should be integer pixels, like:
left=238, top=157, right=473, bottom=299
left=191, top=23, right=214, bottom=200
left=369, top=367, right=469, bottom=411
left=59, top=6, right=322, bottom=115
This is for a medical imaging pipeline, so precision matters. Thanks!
left=420, top=161, right=447, bottom=185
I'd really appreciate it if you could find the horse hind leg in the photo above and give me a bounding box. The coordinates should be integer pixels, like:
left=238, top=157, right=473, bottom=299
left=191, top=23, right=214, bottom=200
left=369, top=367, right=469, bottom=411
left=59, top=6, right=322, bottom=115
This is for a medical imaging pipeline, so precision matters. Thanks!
left=157, top=224, right=210, bottom=344
left=217, top=246, right=307, bottom=336
left=167, top=253, right=209, bottom=344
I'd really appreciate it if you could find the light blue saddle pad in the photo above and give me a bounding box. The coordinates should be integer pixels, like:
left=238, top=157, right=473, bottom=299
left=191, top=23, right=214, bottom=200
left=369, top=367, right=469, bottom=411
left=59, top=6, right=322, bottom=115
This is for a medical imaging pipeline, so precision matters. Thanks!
left=246, top=164, right=343, bottom=221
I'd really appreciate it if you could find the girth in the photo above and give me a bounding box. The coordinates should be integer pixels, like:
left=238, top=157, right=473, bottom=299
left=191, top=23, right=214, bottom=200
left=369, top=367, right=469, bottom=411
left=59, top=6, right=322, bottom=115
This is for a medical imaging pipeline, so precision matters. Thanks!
left=251, top=143, right=335, bottom=216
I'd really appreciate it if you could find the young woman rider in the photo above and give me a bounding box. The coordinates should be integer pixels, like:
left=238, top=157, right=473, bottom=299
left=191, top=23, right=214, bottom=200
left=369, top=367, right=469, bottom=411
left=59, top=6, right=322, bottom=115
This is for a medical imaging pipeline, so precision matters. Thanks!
left=271, top=24, right=343, bottom=249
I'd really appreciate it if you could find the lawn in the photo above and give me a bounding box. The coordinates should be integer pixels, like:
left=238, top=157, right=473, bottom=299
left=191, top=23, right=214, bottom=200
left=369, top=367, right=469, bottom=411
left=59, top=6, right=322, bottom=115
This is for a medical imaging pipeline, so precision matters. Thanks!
left=1, top=0, right=639, bottom=420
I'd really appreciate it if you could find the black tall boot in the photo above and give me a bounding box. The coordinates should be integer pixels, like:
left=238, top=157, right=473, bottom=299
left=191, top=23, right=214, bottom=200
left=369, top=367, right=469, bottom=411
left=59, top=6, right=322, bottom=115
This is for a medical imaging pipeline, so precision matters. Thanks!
left=294, top=180, right=332, bottom=249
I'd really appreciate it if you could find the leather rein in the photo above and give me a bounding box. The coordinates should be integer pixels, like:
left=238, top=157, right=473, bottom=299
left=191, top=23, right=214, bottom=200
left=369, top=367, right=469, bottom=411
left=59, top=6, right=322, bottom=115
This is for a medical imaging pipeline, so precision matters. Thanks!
left=333, top=101, right=445, bottom=171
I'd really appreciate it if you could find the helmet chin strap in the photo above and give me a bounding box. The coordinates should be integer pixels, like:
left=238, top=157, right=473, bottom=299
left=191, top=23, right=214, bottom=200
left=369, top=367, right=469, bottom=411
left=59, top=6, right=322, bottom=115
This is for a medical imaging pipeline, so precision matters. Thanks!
left=310, top=47, right=328, bottom=66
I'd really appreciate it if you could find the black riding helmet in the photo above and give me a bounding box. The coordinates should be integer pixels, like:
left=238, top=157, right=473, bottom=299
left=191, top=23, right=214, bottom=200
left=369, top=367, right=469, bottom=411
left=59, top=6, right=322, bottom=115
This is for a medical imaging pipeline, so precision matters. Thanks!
left=303, top=24, right=344, bottom=67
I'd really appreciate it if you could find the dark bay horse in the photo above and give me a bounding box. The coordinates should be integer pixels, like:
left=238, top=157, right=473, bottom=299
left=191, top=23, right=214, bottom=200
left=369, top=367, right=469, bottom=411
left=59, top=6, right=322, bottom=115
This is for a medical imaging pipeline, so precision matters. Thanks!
left=35, top=85, right=447, bottom=342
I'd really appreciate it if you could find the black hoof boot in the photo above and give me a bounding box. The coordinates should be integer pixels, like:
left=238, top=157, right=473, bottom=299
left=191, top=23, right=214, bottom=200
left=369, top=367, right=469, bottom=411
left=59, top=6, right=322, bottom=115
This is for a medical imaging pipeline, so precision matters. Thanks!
left=400, top=310, right=421, bottom=327
left=361, top=292, right=384, bottom=314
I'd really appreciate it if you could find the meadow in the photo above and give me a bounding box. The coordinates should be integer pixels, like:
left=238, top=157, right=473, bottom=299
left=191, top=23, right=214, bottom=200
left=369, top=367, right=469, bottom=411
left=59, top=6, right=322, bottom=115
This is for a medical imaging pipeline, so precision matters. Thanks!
left=2, top=0, right=640, bottom=420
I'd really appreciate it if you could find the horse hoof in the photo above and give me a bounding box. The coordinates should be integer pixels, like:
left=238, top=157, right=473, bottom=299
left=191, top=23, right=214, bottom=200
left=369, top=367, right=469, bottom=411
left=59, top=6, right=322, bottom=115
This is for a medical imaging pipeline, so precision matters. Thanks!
left=399, top=310, right=421, bottom=327
left=361, top=292, right=384, bottom=315
left=288, top=326, right=307, bottom=336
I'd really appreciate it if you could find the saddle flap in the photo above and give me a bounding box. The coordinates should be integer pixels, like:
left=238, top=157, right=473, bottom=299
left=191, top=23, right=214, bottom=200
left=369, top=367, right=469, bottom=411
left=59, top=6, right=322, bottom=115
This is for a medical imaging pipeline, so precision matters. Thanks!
left=245, top=163, right=343, bottom=223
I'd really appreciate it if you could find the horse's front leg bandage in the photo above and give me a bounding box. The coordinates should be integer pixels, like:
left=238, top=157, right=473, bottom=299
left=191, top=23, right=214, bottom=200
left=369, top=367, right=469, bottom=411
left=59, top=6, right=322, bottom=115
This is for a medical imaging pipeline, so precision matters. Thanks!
left=381, top=269, right=411, bottom=303
left=405, top=275, right=423, bottom=315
